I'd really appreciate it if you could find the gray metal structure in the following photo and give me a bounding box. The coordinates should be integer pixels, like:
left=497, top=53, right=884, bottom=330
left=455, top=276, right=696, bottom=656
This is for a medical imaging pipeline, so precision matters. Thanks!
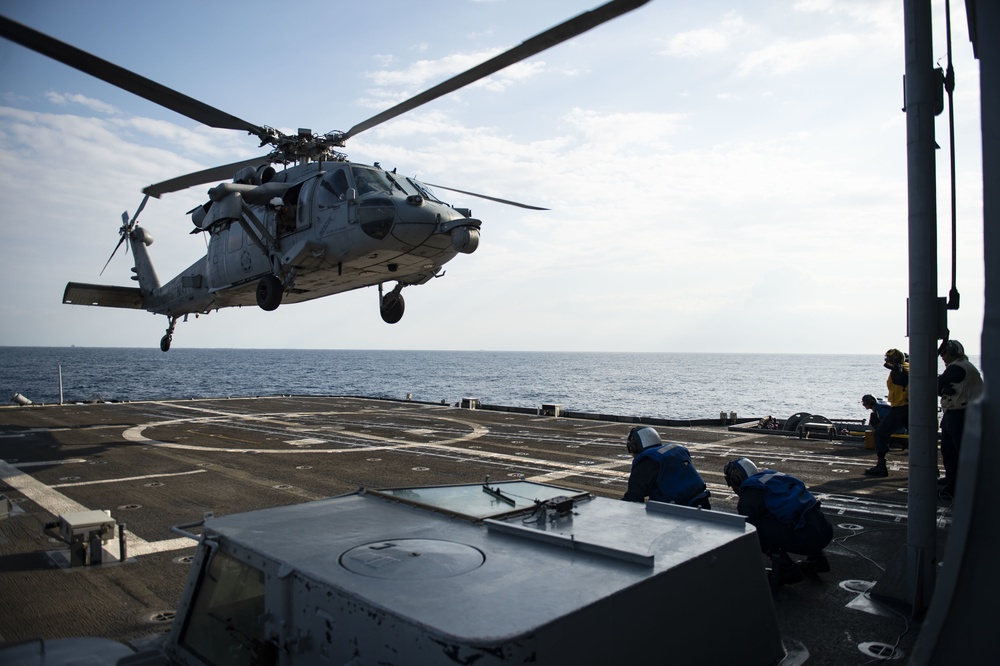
left=909, top=1, right=998, bottom=662
left=870, top=0, right=996, bottom=661
left=159, top=481, right=783, bottom=665
left=873, top=0, right=944, bottom=615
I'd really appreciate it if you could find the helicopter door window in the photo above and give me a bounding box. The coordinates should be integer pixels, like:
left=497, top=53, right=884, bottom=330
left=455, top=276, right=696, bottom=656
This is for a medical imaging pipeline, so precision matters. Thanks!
left=274, top=197, right=296, bottom=235
left=271, top=182, right=305, bottom=235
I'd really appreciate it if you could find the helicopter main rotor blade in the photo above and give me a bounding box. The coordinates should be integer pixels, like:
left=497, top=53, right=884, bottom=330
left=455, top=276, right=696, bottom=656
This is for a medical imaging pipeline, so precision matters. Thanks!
left=341, top=0, right=650, bottom=141
left=0, top=15, right=266, bottom=136
left=143, top=155, right=273, bottom=198
left=425, top=183, right=549, bottom=211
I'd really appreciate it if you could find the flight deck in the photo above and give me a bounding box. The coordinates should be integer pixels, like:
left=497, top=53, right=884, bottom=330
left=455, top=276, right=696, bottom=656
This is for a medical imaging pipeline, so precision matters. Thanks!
left=0, top=396, right=950, bottom=664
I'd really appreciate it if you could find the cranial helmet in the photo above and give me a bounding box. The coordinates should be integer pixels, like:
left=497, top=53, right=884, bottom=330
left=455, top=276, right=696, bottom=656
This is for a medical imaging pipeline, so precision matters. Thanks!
left=626, top=426, right=662, bottom=455
left=885, top=349, right=905, bottom=365
left=723, top=457, right=759, bottom=491
left=939, top=339, right=965, bottom=358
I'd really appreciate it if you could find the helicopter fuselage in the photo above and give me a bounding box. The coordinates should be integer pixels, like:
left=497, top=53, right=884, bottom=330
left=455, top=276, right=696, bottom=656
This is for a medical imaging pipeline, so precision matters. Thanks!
left=125, top=162, right=481, bottom=319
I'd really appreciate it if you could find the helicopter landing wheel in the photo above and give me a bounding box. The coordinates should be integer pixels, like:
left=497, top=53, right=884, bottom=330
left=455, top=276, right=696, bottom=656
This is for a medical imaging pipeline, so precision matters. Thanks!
left=380, top=292, right=405, bottom=324
left=256, top=275, right=283, bottom=311
left=160, top=316, right=177, bottom=352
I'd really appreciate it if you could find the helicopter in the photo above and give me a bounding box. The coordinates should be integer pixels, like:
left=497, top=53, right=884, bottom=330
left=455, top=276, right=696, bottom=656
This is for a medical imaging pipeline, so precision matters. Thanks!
left=0, top=0, right=649, bottom=352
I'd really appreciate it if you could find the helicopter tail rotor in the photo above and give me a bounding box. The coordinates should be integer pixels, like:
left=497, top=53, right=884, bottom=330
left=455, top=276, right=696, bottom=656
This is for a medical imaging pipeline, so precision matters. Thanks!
left=100, top=195, right=149, bottom=275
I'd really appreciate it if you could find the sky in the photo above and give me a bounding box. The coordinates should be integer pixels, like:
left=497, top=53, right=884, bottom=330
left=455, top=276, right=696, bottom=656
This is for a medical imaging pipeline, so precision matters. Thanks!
left=0, top=0, right=986, bottom=354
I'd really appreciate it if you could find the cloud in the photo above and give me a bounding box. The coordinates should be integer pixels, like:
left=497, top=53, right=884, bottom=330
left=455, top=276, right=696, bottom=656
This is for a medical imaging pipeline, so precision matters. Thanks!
left=368, top=55, right=480, bottom=87
left=364, top=48, right=547, bottom=102
left=661, top=2, right=900, bottom=78
left=738, top=34, right=864, bottom=77
left=562, top=108, right=688, bottom=147
left=44, top=91, right=120, bottom=115
left=793, top=0, right=902, bottom=34
left=109, top=116, right=256, bottom=159
left=662, top=11, right=746, bottom=58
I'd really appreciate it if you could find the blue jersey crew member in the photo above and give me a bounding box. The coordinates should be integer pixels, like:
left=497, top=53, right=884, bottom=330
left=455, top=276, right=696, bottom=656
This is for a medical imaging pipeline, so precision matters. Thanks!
left=623, top=426, right=711, bottom=509
left=724, top=457, right=832, bottom=590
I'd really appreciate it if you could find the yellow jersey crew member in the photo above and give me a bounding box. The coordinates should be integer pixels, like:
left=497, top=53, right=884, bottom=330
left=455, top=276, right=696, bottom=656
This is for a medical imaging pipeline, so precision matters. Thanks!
left=865, top=349, right=909, bottom=478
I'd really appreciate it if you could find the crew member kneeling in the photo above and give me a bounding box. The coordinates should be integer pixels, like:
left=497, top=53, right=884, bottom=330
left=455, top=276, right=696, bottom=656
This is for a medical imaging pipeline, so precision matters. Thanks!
left=724, top=457, right=833, bottom=590
left=623, top=426, right=711, bottom=509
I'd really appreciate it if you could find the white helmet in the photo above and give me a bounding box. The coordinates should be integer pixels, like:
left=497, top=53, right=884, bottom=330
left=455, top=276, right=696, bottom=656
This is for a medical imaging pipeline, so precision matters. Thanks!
left=939, top=339, right=965, bottom=358
left=723, top=457, right=759, bottom=491
left=626, top=426, right=662, bottom=455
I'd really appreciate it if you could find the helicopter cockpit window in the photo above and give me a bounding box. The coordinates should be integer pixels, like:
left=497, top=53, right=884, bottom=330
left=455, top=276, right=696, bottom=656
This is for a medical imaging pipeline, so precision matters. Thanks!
left=387, top=173, right=420, bottom=197
left=408, top=179, right=445, bottom=203
left=317, top=169, right=350, bottom=209
left=351, top=166, right=393, bottom=196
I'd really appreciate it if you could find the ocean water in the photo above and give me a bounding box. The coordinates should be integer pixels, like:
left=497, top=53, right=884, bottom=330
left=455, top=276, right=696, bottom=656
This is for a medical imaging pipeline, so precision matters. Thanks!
left=0, top=347, right=935, bottom=422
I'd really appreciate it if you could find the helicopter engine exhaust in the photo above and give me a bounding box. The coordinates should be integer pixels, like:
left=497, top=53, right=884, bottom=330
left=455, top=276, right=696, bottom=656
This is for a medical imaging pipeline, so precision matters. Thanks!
left=450, top=226, right=479, bottom=254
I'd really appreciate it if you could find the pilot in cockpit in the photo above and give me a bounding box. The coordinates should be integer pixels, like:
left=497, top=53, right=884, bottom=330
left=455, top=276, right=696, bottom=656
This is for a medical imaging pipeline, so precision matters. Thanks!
left=354, top=170, right=378, bottom=196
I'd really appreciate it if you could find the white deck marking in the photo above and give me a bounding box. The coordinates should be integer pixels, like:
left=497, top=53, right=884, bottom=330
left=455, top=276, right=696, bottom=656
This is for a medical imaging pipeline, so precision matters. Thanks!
left=1, top=459, right=89, bottom=516
left=51, top=469, right=207, bottom=488
left=128, top=537, right=199, bottom=557
left=12, top=459, right=88, bottom=467
left=1, top=458, right=197, bottom=555
left=121, top=410, right=491, bottom=452
left=12, top=402, right=921, bottom=527
left=285, top=438, right=326, bottom=447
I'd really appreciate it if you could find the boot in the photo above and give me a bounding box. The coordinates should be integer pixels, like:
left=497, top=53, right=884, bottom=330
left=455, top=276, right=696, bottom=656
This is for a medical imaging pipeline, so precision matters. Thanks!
left=799, top=553, right=830, bottom=575
left=864, top=458, right=888, bottom=477
left=767, top=550, right=803, bottom=593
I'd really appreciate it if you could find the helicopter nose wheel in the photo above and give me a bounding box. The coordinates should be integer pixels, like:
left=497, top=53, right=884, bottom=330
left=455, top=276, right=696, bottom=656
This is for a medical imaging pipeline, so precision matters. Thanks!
left=379, top=283, right=405, bottom=324
left=256, top=275, right=283, bottom=311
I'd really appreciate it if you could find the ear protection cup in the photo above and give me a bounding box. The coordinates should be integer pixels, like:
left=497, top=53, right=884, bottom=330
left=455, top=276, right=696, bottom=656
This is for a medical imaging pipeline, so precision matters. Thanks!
left=626, top=427, right=643, bottom=455
left=626, top=426, right=661, bottom=455
left=723, top=458, right=758, bottom=490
